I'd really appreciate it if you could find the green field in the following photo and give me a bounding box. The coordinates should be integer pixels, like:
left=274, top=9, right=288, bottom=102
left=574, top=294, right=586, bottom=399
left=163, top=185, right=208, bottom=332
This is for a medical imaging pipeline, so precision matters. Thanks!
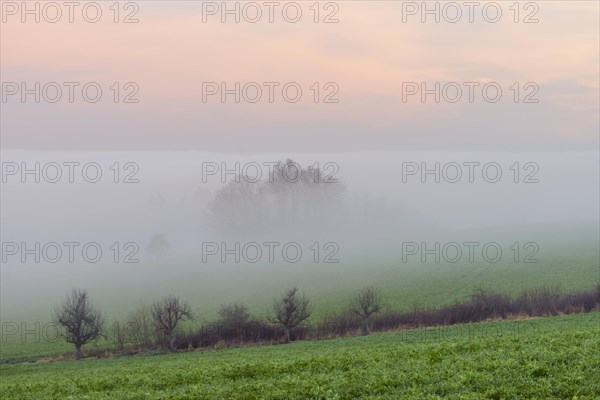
left=1, top=312, right=598, bottom=399
left=1, top=245, right=598, bottom=360
left=1, top=223, right=598, bottom=363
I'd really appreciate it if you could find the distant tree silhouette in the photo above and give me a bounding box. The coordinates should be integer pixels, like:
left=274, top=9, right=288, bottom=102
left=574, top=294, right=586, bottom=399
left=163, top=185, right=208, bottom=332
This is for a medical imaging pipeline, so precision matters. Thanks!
left=207, top=159, right=345, bottom=239
left=147, top=234, right=170, bottom=259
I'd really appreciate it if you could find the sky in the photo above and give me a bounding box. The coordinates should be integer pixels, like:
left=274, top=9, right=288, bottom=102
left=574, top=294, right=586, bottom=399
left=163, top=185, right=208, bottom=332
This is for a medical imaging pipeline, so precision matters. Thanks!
left=1, top=0, right=598, bottom=152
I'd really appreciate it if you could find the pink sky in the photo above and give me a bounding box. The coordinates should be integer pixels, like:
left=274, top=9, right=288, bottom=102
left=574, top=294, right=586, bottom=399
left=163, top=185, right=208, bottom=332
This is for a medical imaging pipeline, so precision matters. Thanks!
left=1, top=1, right=598, bottom=151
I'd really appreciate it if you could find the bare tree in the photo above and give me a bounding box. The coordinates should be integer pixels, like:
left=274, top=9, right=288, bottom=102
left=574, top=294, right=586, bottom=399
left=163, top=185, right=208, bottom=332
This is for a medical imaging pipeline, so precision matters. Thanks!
left=349, top=286, right=382, bottom=335
left=218, top=302, right=250, bottom=327
left=54, top=288, right=104, bottom=359
left=269, top=287, right=311, bottom=343
left=151, top=296, right=192, bottom=350
left=111, top=321, right=131, bottom=350
left=128, top=305, right=154, bottom=348
left=147, top=234, right=170, bottom=259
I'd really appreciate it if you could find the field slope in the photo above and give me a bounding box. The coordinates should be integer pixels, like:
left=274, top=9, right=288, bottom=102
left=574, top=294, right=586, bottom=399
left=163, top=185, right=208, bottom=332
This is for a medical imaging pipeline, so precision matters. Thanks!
left=1, top=312, right=599, bottom=399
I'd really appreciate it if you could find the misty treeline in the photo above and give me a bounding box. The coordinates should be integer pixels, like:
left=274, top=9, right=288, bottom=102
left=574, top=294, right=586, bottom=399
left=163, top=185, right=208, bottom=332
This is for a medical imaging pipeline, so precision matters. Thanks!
left=204, top=159, right=421, bottom=241
left=54, top=284, right=600, bottom=359
left=206, top=159, right=345, bottom=240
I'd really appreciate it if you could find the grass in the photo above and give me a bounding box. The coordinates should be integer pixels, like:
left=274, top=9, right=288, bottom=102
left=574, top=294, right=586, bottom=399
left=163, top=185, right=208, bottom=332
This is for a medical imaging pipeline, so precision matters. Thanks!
left=1, top=252, right=598, bottom=361
left=1, top=312, right=599, bottom=399
left=2, top=222, right=598, bottom=360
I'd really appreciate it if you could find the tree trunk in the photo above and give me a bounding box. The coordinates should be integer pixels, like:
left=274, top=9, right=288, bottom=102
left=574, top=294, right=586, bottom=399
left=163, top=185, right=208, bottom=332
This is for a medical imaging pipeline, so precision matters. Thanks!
left=283, top=327, right=290, bottom=343
left=75, top=345, right=82, bottom=359
left=361, top=320, right=369, bottom=336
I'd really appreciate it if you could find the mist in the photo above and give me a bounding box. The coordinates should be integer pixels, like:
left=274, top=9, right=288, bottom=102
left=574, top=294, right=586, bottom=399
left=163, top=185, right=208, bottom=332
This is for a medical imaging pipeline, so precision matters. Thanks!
left=2, top=149, right=598, bottom=321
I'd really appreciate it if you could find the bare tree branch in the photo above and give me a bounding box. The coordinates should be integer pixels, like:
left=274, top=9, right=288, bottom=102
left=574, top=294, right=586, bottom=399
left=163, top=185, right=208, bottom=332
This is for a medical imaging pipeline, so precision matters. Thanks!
left=268, top=286, right=311, bottom=343
left=349, top=286, right=382, bottom=335
left=151, top=296, right=192, bottom=350
left=53, top=288, right=104, bottom=359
